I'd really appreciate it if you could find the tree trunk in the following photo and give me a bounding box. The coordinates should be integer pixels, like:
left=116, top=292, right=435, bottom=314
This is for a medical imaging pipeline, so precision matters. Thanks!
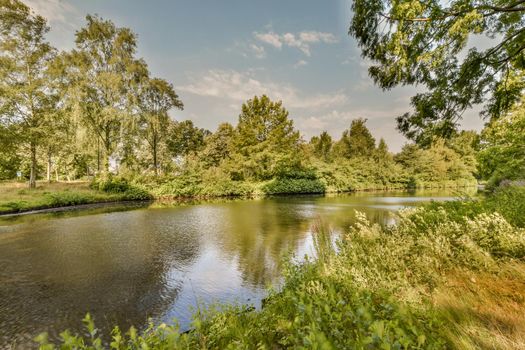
left=55, top=166, right=59, bottom=182
left=103, top=128, right=111, bottom=175
left=97, top=140, right=101, bottom=174
left=153, top=138, right=158, bottom=176
left=29, top=142, right=37, bottom=189
left=46, top=149, right=52, bottom=183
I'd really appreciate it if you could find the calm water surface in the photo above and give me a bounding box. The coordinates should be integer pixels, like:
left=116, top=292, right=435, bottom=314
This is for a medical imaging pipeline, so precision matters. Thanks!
left=0, top=190, right=469, bottom=348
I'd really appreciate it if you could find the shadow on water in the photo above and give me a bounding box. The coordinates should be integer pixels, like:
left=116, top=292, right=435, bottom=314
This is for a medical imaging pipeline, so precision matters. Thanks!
left=0, top=189, right=476, bottom=348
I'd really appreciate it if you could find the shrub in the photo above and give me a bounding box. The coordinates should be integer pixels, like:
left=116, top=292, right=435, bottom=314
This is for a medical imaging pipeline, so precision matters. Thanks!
left=44, top=192, right=92, bottom=207
left=261, top=178, right=326, bottom=195
left=91, top=177, right=131, bottom=193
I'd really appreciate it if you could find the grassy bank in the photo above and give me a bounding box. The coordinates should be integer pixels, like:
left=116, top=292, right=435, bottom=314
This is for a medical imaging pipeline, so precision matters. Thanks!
left=36, top=185, right=525, bottom=349
left=0, top=180, right=151, bottom=215
left=0, top=176, right=478, bottom=215
left=149, top=175, right=477, bottom=199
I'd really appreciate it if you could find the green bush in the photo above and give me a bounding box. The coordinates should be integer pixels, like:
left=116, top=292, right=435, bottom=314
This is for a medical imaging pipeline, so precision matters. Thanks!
left=91, top=177, right=131, bottom=193
left=90, top=176, right=152, bottom=201
left=424, top=184, right=525, bottom=227
left=261, top=178, right=326, bottom=195
left=44, top=192, right=92, bottom=207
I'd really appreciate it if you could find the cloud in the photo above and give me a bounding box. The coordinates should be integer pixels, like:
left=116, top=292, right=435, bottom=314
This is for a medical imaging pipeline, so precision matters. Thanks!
left=293, top=60, right=308, bottom=68
left=254, top=32, right=282, bottom=49
left=254, top=30, right=338, bottom=56
left=249, top=44, right=266, bottom=59
left=177, top=69, right=347, bottom=110
left=24, top=0, right=77, bottom=26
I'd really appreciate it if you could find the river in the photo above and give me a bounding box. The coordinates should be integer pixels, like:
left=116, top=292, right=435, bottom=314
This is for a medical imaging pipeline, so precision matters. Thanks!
left=0, top=190, right=471, bottom=348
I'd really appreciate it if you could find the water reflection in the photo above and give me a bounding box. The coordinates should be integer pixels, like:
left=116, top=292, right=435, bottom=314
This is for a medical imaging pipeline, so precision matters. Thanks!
left=0, top=190, right=473, bottom=348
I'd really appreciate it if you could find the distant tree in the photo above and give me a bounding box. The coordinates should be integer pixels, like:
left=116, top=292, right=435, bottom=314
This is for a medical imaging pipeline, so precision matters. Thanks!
left=167, top=120, right=208, bottom=158
left=232, top=95, right=301, bottom=179
left=337, top=118, right=376, bottom=158
left=349, top=0, right=525, bottom=144
left=374, top=138, right=392, bottom=162
left=139, top=78, right=183, bottom=175
left=0, top=0, right=57, bottom=187
left=479, top=100, right=525, bottom=185
left=311, top=131, right=333, bottom=161
left=395, top=139, right=474, bottom=183
left=200, top=123, right=235, bottom=167
left=394, top=144, right=420, bottom=170
left=0, top=124, right=21, bottom=179
left=447, top=130, right=479, bottom=176
left=67, top=15, right=146, bottom=174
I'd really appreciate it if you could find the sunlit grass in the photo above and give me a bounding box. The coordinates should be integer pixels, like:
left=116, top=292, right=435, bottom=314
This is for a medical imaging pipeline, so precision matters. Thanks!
left=0, top=180, right=150, bottom=214
left=435, top=263, right=525, bottom=350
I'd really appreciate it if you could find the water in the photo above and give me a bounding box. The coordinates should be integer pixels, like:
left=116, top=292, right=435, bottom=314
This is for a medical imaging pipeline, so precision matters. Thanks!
left=0, top=190, right=468, bottom=348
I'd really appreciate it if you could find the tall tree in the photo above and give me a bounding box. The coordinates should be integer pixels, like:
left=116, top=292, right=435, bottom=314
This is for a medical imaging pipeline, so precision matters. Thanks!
left=349, top=0, right=525, bottom=144
left=139, top=77, right=183, bottom=175
left=479, top=99, right=525, bottom=185
left=200, top=122, right=235, bottom=168
left=311, top=131, right=333, bottom=161
left=337, top=118, right=376, bottom=158
left=67, top=15, right=145, bottom=174
left=0, top=0, right=57, bottom=188
left=374, top=138, right=392, bottom=161
left=167, top=120, right=208, bottom=158
left=232, top=95, right=301, bottom=179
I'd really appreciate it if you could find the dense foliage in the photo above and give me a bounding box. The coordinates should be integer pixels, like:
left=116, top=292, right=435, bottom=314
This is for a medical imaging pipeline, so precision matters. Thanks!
left=349, top=0, right=525, bottom=144
left=478, top=98, right=525, bottom=187
left=37, top=186, right=525, bottom=349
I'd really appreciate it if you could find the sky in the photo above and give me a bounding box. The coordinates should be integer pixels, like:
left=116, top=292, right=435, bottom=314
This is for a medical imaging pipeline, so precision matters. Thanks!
left=24, top=0, right=485, bottom=152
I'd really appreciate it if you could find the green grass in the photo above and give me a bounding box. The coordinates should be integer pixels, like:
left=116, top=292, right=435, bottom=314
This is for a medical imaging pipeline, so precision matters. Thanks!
left=36, top=185, right=525, bottom=349
left=0, top=180, right=151, bottom=215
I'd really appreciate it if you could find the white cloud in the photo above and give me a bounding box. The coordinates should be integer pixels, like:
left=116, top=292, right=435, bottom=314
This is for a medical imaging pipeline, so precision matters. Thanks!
left=293, top=60, right=308, bottom=68
left=177, top=69, right=347, bottom=110
left=249, top=44, right=266, bottom=59
left=254, top=32, right=282, bottom=49
left=299, top=31, right=338, bottom=44
left=254, top=30, right=338, bottom=56
left=24, top=0, right=77, bottom=26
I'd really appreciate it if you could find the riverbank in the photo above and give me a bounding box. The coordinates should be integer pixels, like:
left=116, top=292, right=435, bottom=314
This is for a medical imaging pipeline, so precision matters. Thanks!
left=0, top=178, right=478, bottom=216
left=0, top=181, right=151, bottom=215
left=36, top=185, right=525, bottom=349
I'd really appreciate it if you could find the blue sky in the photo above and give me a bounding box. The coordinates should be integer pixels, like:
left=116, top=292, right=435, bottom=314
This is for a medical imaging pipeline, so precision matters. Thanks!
left=26, top=0, right=484, bottom=151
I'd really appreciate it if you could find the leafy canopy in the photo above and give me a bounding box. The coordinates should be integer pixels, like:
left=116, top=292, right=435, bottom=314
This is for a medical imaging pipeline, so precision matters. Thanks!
left=0, top=0, right=58, bottom=187
left=479, top=98, right=525, bottom=185
left=349, top=0, right=525, bottom=144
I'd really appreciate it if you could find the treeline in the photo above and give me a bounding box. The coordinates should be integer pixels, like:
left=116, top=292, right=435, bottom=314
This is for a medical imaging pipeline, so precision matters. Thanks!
left=0, top=1, right=479, bottom=194
left=0, top=1, right=187, bottom=187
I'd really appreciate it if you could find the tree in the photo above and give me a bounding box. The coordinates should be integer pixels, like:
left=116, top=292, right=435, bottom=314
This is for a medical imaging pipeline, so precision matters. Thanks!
left=478, top=99, right=525, bottom=185
left=0, top=0, right=57, bottom=188
left=336, top=118, right=376, bottom=158
left=67, top=15, right=146, bottom=174
left=311, top=131, right=333, bottom=161
left=167, top=120, right=208, bottom=158
left=200, top=122, right=235, bottom=167
left=139, top=78, right=183, bottom=175
left=349, top=0, right=525, bottom=144
left=0, top=124, right=21, bottom=179
left=232, top=95, right=301, bottom=179
left=374, top=138, right=392, bottom=162
left=395, top=139, right=474, bottom=183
